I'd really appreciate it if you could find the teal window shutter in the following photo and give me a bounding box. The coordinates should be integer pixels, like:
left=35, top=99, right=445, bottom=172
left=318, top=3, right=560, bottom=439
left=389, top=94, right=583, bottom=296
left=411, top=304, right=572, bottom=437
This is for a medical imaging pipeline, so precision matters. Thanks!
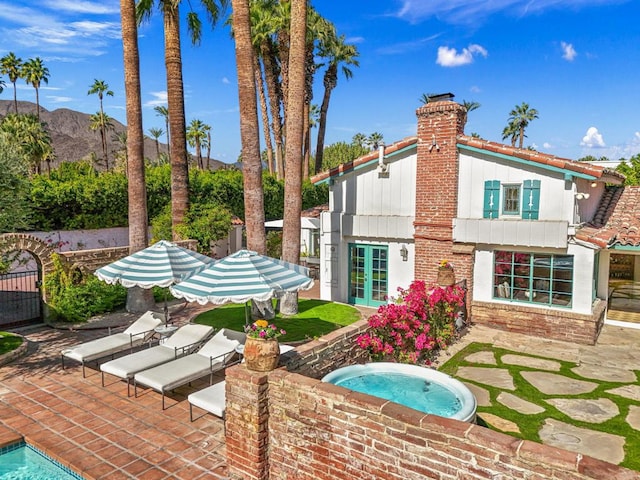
left=483, top=180, right=500, bottom=219
left=523, top=180, right=541, bottom=219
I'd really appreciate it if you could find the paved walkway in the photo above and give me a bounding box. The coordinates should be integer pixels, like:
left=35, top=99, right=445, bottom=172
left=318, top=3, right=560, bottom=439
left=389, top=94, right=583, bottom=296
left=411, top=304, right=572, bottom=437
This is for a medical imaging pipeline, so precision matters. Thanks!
left=436, top=323, right=640, bottom=467
left=0, top=302, right=230, bottom=480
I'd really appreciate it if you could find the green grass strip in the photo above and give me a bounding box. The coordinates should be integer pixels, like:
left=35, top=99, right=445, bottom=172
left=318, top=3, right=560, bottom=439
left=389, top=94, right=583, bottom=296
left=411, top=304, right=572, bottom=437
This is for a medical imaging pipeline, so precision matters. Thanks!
left=193, top=299, right=361, bottom=342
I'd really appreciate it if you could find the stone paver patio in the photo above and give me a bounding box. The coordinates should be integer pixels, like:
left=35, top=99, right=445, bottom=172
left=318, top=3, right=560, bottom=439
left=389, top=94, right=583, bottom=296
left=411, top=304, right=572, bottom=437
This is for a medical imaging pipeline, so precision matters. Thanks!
left=438, top=323, right=640, bottom=468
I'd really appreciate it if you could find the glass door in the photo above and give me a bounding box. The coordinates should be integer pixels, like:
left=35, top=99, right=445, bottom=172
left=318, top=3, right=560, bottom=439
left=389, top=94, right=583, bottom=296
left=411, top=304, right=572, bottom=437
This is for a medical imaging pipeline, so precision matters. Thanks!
left=348, top=244, right=388, bottom=307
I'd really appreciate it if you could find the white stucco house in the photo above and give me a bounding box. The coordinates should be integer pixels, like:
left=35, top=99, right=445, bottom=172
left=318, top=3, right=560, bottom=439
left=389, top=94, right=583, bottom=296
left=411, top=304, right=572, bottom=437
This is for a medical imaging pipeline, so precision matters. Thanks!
left=312, top=93, right=635, bottom=345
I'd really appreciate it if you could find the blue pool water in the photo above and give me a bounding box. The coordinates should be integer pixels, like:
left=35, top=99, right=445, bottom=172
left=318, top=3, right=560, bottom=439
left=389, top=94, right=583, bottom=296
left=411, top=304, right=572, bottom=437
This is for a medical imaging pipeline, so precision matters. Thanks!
left=0, top=442, right=84, bottom=480
left=334, top=372, right=462, bottom=417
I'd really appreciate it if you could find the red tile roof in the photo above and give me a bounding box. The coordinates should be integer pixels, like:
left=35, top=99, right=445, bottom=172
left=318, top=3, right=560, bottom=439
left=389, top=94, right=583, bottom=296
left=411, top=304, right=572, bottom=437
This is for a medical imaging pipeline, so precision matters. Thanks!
left=311, top=134, right=624, bottom=184
left=301, top=204, right=329, bottom=218
left=310, top=136, right=418, bottom=184
left=457, top=136, right=624, bottom=181
left=576, top=186, right=640, bottom=248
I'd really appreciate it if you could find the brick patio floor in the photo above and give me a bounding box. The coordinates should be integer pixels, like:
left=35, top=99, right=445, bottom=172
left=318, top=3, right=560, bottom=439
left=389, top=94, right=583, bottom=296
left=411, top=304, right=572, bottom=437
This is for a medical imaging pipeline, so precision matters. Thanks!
left=0, top=303, right=231, bottom=480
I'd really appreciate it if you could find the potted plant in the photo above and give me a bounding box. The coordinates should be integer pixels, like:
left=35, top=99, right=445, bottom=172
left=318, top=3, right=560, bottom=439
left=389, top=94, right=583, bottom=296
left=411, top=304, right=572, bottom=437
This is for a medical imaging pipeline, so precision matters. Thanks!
left=437, top=259, right=456, bottom=286
left=243, top=320, right=286, bottom=371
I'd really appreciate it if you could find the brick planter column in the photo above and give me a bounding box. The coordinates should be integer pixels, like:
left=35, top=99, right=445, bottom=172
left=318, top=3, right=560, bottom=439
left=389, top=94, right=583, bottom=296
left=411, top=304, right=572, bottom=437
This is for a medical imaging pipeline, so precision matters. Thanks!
left=225, top=365, right=271, bottom=480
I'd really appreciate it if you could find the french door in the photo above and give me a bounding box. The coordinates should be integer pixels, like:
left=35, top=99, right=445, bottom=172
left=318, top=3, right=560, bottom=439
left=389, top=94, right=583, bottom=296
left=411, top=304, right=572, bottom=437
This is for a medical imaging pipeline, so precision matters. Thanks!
left=348, top=244, right=388, bottom=307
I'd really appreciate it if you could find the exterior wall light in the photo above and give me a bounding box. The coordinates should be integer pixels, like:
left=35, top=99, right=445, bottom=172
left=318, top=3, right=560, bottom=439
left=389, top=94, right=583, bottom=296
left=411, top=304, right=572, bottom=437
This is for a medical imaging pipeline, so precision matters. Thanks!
left=400, top=245, right=408, bottom=261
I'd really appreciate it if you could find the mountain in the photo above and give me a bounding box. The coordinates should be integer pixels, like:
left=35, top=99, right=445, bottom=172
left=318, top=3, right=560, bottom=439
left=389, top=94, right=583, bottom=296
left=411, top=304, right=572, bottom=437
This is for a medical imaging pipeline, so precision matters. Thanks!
left=0, top=100, right=227, bottom=171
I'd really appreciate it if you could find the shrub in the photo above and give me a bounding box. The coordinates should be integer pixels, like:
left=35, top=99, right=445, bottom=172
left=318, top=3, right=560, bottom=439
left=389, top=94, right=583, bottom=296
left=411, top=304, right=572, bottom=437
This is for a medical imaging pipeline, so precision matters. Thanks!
left=356, top=280, right=465, bottom=364
left=44, top=254, right=126, bottom=322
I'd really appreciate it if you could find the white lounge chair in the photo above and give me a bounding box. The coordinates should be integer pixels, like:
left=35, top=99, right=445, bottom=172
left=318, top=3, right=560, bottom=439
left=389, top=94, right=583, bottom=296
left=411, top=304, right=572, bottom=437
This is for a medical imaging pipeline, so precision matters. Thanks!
left=61, top=311, right=163, bottom=377
left=100, top=324, right=214, bottom=396
left=188, top=381, right=226, bottom=421
left=133, top=328, right=246, bottom=409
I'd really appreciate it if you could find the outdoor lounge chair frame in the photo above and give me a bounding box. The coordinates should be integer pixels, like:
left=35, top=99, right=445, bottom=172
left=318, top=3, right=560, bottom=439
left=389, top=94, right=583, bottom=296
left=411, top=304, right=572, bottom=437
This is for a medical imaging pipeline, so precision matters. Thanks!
left=100, top=325, right=214, bottom=396
left=60, top=312, right=163, bottom=377
left=133, top=349, right=241, bottom=409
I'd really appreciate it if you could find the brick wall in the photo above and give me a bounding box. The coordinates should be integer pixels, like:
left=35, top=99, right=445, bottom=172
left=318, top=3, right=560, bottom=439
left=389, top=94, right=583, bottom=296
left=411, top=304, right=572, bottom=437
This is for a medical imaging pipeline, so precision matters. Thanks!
left=226, top=369, right=635, bottom=480
left=414, top=100, right=474, bottom=303
left=225, top=320, right=634, bottom=480
left=472, top=298, right=606, bottom=345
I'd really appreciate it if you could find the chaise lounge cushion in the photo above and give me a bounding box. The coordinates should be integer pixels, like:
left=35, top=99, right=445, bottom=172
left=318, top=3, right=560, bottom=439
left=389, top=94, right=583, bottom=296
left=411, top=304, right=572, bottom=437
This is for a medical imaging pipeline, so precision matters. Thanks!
left=134, top=329, right=244, bottom=393
left=188, top=381, right=226, bottom=418
left=62, top=311, right=163, bottom=364
left=100, top=324, right=214, bottom=380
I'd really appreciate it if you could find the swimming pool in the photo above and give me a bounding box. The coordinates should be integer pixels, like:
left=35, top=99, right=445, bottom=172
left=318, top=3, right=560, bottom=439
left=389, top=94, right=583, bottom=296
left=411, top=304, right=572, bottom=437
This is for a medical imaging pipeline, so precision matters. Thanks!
left=0, top=441, right=84, bottom=480
left=322, top=362, right=477, bottom=422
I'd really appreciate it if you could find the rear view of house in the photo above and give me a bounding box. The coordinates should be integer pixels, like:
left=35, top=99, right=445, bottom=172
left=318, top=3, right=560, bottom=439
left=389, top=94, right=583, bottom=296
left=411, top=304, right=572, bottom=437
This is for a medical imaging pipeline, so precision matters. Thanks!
left=312, top=93, right=629, bottom=345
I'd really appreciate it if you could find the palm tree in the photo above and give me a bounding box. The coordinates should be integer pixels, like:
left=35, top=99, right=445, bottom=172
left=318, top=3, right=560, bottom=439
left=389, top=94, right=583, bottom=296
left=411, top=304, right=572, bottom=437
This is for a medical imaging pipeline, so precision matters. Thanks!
left=314, top=32, right=359, bottom=174
left=0, top=76, right=5, bottom=95
left=351, top=133, right=366, bottom=148
left=0, top=113, right=53, bottom=174
left=365, top=132, right=384, bottom=150
left=507, top=102, right=539, bottom=149
left=120, top=0, right=155, bottom=313
left=137, top=0, right=227, bottom=240
left=186, top=119, right=207, bottom=169
left=502, top=121, right=519, bottom=147
left=249, top=0, right=285, bottom=179
left=154, top=105, right=170, bottom=155
left=462, top=100, right=480, bottom=113
left=281, top=0, right=306, bottom=316
left=21, top=57, right=49, bottom=122
left=230, top=0, right=267, bottom=256
left=419, top=93, right=438, bottom=105
left=111, top=131, right=128, bottom=170
left=0, top=53, right=23, bottom=114
left=88, top=79, right=114, bottom=165
left=203, top=124, right=212, bottom=170
left=148, top=127, right=164, bottom=159
left=89, top=112, right=114, bottom=170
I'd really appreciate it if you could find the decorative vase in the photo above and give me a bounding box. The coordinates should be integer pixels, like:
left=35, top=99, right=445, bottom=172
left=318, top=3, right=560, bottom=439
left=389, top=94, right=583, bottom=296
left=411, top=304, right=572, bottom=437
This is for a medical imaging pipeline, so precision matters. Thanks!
left=437, top=267, right=456, bottom=286
left=244, top=337, right=280, bottom=372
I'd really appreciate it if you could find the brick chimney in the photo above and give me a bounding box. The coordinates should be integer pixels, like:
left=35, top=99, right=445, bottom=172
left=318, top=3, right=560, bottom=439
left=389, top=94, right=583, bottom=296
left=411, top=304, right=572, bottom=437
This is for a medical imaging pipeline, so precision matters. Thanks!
left=414, top=94, right=471, bottom=283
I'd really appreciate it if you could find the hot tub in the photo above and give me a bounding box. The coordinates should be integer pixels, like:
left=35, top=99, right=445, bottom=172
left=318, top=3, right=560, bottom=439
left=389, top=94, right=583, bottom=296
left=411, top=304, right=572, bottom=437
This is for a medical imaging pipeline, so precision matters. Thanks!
left=322, top=362, right=476, bottom=422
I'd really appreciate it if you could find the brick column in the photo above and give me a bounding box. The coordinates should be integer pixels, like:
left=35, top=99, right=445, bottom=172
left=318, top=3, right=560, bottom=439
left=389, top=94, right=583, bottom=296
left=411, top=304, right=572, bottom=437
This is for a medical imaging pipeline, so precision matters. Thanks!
left=225, top=365, right=271, bottom=480
left=414, top=99, right=472, bottom=286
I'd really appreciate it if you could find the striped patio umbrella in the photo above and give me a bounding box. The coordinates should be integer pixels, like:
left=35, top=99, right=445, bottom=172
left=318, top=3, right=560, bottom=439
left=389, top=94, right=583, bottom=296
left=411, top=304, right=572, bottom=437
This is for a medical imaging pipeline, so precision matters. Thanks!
left=95, top=240, right=215, bottom=322
left=169, top=249, right=314, bottom=306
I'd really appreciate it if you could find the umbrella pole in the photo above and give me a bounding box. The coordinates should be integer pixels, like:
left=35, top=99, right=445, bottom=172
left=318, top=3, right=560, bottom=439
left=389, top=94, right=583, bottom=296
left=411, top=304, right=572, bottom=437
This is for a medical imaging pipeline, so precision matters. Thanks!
left=244, top=302, right=250, bottom=326
left=164, top=290, right=170, bottom=325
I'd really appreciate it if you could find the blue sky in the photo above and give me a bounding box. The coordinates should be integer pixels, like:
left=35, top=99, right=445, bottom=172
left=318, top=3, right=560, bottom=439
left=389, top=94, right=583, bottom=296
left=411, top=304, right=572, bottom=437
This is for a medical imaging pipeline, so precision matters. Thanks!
left=1, top=0, right=639, bottom=164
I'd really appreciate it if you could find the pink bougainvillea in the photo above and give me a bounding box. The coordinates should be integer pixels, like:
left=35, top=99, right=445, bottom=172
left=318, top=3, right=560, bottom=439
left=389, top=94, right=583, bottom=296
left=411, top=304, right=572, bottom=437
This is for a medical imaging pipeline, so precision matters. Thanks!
left=356, top=280, right=465, bottom=365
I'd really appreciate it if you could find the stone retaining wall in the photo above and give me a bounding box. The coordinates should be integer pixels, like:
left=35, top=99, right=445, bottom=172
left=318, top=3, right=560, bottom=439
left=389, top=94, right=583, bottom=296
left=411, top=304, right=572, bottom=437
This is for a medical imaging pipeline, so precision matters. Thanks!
left=471, top=298, right=606, bottom=345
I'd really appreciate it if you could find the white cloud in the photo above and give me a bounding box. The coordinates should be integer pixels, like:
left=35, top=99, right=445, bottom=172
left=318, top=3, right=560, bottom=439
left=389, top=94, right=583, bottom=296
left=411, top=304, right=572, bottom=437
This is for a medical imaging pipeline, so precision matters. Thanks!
left=222, top=77, right=230, bottom=84
left=47, top=95, right=73, bottom=103
left=144, top=91, right=168, bottom=108
left=561, top=41, right=577, bottom=61
left=394, top=0, right=615, bottom=25
left=580, top=127, right=606, bottom=148
left=436, top=44, right=487, bottom=67
left=543, top=142, right=553, bottom=149
left=42, top=0, right=119, bottom=15
left=470, top=85, right=481, bottom=93
left=377, top=34, right=440, bottom=55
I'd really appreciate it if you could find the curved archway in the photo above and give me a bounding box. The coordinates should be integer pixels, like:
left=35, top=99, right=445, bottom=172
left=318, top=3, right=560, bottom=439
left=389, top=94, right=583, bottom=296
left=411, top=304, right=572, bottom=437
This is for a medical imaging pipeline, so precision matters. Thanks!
left=0, top=233, right=63, bottom=278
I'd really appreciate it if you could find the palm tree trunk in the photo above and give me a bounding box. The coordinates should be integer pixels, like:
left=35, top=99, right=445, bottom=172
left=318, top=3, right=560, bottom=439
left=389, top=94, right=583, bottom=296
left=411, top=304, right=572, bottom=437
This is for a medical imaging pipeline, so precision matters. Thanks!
left=281, top=0, right=306, bottom=316
left=206, top=130, right=211, bottom=169
left=120, top=0, right=155, bottom=313
left=231, top=0, right=266, bottom=254
left=254, top=55, right=274, bottom=175
left=302, top=101, right=309, bottom=179
left=12, top=83, right=18, bottom=114
left=164, top=4, right=189, bottom=240
left=314, top=80, right=333, bottom=174
left=261, top=42, right=284, bottom=180
left=35, top=87, right=40, bottom=122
